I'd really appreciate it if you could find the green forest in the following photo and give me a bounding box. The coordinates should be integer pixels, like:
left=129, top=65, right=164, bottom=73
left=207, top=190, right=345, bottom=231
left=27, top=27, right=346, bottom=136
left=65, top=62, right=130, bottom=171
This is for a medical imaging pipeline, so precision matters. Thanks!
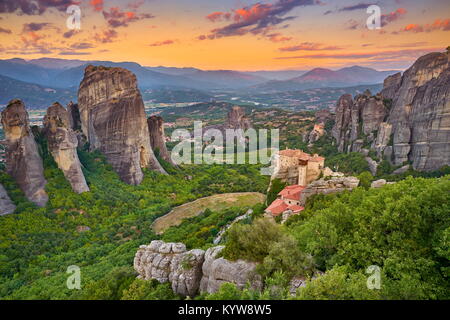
left=0, top=128, right=449, bottom=300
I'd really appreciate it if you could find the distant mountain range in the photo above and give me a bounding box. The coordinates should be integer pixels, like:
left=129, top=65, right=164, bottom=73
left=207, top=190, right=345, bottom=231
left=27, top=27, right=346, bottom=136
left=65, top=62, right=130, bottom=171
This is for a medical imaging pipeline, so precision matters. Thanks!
left=252, top=66, right=398, bottom=92
left=0, top=74, right=76, bottom=108
left=0, top=57, right=400, bottom=107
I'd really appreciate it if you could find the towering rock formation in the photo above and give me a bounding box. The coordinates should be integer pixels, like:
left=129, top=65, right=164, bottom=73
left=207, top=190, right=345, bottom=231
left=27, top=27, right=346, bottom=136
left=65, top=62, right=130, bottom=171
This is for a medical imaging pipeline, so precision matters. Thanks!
left=331, top=50, right=450, bottom=171
left=0, top=183, right=16, bottom=215
left=147, top=116, right=174, bottom=165
left=78, top=65, right=166, bottom=185
left=332, top=90, right=387, bottom=153
left=43, top=102, right=89, bottom=194
left=385, top=52, right=450, bottom=170
left=225, top=106, right=252, bottom=131
left=67, top=101, right=82, bottom=131
left=1, top=99, right=48, bottom=207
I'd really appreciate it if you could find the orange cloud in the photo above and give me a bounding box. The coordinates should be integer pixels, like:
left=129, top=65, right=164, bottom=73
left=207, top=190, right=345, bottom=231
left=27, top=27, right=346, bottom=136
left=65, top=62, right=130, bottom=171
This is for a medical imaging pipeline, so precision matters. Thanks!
left=381, top=8, right=407, bottom=26
left=279, top=42, right=342, bottom=52
left=267, top=33, right=292, bottom=42
left=149, top=39, right=176, bottom=47
left=401, top=18, right=450, bottom=33
left=90, top=0, right=104, bottom=12
left=206, top=12, right=230, bottom=22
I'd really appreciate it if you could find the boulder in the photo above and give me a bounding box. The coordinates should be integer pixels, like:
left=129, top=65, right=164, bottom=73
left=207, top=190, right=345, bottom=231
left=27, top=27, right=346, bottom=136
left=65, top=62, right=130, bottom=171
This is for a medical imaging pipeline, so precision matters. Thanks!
left=365, top=157, right=378, bottom=176
left=199, top=246, right=262, bottom=294
left=43, top=102, right=89, bottom=194
left=133, top=240, right=263, bottom=297
left=78, top=65, right=166, bottom=185
left=393, top=165, right=410, bottom=175
left=1, top=99, right=48, bottom=207
left=133, top=240, right=204, bottom=297
left=371, top=179, right=387, bottom=188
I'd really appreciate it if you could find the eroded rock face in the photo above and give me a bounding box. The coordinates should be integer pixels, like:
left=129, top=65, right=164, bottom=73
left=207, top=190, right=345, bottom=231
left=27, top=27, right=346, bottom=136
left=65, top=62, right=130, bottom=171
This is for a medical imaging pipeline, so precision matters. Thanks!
left=386, top=52, right=450, bottom=170
left=148, top=116, right=174, bottom=165
left=1, top=99, right=48, bottom=207
left=226, top=106, right=252, bottom=131
left=134, top=240, right=204, bottom=297
left=78, top=65, right=166, bottom=185
left=331, top=94, right=353, bottom=152
left=331, top=91, right=386, bottom=153
left=0, top=183, right=15, bottom=215
left=205, top=105, right=252, bottom=133
left=67, top=101, right=82, bottom=131
left=330, top=51, right=450, bottom=171
left=380, top=72, right=402, bottom=100
left=199, top=246, right=262, bottom=294
left=371, top=179, right=387, bottom=188
left=134, top=240, right=262, bottom=297
left=43, top=102, right=89, bottom=194
left=300, top=176, right=360, bottom=205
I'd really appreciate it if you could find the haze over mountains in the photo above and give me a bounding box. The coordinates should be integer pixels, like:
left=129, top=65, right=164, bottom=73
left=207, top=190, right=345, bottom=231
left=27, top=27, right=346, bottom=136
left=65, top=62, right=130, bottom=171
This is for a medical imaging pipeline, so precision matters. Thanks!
left=0, top=57, right=399, bottom=107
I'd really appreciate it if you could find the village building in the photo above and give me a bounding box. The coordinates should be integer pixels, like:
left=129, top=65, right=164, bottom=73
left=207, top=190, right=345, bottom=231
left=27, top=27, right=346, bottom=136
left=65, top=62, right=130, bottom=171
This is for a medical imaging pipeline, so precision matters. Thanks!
left=264, top=185, right=305, bottom=220
left=274, top=149, right=325, bottom=186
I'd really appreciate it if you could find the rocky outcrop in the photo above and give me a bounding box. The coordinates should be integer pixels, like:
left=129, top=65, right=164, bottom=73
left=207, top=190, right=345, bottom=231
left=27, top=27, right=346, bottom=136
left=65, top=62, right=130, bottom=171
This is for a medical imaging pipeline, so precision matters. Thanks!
left=1, top=99, right=48, bottom=207
left=199, top=246, right=262, bottom=294
left=226, top=106, right=252, bottom=131
left=365, top=157, right=378, bottom=176
left=331, top=51, right=450, bottom=171
left=203, top=106, right=253, bottom=144
left=67, top=101, right=81, bottom=131
left=380, top=72, right=402, bottom=100
left=134, top=240, right=204, bottom=297
left=331, top=91, right=387, bottom=153
left=372, top=122, right=392, bottom=159
left=331, top=94, right=353, bottom=152
left=386, top=52, right=450, bottom=170
left=300, top=176, right=360, bottom=205
left=0, top=183, right=15, bottom=215
left=43, top=102, right=89, bottom=194
left=371, top=179, right=387, bottom=188
left=134, top=240, right=262, bottom=297
left=78, top=65, right=166, bottom=185
left=306, top=123, right=325, bottom=144
left=66, top=102, right=87, bottom=148
left=147, top=116, right=174, bottom=165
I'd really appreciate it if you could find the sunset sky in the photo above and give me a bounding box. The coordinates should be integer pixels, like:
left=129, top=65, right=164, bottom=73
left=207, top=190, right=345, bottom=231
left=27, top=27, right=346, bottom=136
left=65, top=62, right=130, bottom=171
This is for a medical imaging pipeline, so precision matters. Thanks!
left=0, top=0, right=448, bottom=71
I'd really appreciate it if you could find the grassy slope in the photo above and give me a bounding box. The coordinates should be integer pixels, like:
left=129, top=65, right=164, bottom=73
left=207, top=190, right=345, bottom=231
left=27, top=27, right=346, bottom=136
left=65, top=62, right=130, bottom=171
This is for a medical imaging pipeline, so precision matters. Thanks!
left=152, top=192, right=265, bottom=234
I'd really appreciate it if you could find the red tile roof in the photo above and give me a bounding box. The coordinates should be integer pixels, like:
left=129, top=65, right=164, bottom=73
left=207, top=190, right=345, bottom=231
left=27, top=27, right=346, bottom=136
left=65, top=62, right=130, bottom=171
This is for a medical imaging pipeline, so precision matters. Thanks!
left=265, top=199, right=288, bottom=215
left=278, top=185, right=305, bottom=200
left=265, top=199, right=305, bottom=217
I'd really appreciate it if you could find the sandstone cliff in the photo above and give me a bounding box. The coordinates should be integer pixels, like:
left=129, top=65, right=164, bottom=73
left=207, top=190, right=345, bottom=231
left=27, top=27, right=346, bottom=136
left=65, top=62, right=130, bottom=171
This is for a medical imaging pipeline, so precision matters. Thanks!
left=225, top=106, right=252, bottom=131
left=147, top=116, right=174, bottom=165
left=78, top=65, right=166, bottom=185
left=134, top=240, right=262, bottom=297
left=0, top=183, right=16, bottom=215
left=199, top=245, right=262, bottom=294
left=43, top=102, right=89, bottom=194
left=386, top=52, right=450, bottom=170
left=331, top=51, right=450, bottom=171
left=1, top=99, right=48, bottom=207
left=331, top=91, right=387, bottom=153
